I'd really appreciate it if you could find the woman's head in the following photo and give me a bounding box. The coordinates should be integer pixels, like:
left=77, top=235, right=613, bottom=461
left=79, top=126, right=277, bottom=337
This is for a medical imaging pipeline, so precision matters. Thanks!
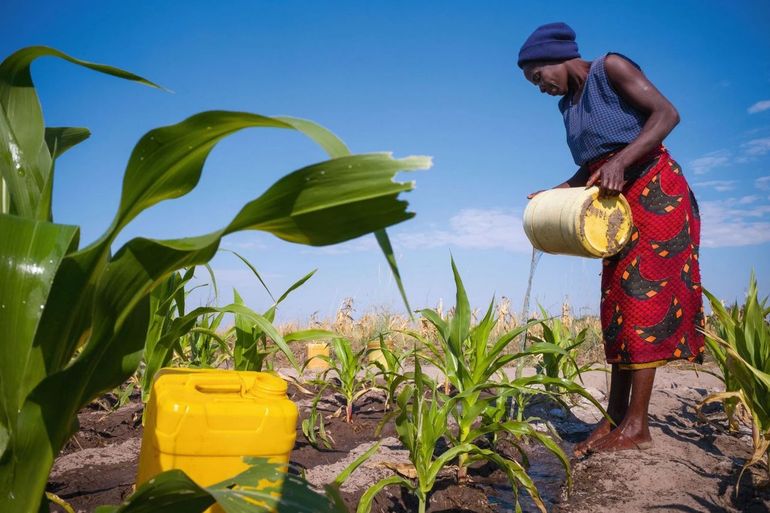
left=518, top=22, right=580, bottom=96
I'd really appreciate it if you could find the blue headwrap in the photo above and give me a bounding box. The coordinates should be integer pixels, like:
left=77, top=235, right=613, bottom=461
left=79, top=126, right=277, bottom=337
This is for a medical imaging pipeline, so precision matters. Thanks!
left=517, top=22, right=580, bottom=69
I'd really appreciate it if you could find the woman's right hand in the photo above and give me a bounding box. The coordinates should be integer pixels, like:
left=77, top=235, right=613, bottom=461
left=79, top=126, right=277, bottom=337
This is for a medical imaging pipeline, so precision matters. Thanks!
left=527, top=190, right=546, bottom=199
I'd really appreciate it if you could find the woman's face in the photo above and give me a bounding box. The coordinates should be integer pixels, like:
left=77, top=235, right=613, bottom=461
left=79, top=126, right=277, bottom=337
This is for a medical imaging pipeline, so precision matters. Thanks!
left=523, top=61, right=568, bottom=96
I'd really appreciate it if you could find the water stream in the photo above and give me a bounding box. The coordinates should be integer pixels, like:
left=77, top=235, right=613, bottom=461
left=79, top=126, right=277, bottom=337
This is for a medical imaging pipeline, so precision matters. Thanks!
left=519, top=246, right=543, bottom=351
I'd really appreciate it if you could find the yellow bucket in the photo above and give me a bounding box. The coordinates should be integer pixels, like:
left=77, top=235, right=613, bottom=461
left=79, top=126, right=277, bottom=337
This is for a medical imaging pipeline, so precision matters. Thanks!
left=136, top=368, right=297, bottom=512
left=523, top=186, right=633, bottom=258
left=305, top=342, right=330, bottom=371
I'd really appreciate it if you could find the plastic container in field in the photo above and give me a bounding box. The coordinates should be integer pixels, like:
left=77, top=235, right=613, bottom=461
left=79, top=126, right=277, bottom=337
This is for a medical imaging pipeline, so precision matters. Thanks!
left=305, top=342, right=330, bottom=371
left=523, top=186, right=633, bottom=258
left=366, top=340, right=392, bottom=366
left=136, top=368, right=298, bottom=511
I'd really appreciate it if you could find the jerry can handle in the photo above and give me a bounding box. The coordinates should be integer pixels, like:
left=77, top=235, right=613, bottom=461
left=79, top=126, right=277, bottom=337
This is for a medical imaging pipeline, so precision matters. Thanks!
left=185, top=375, right=245, bottom=395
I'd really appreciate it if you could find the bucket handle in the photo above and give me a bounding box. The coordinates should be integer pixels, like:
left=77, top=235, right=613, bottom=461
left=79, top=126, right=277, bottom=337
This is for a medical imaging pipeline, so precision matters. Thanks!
left=185, top=375, right=244, bottom=395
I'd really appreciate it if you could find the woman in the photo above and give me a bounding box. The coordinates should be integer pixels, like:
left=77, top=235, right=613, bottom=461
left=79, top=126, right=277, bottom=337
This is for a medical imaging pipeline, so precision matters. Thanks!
left=518, top=22, right=705, bottom=455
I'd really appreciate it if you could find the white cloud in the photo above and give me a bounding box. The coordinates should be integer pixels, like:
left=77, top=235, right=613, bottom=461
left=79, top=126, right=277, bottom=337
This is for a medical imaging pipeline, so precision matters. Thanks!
left=737, top=194, right=761, bottom=205
left=693, top=180, right=736, bottom=192
left=741, top=137, right=770, bottom=157
left=699, top=197, right=770, bottom=247
left=314, top=208, right=532, bottom=254
left=689, top=150, right=731, bottom=175
left=755, top=175, right=770, bottom=191
left=748, top=100, right=770, bottom=114
left=395, top=208, right=531, bottom=253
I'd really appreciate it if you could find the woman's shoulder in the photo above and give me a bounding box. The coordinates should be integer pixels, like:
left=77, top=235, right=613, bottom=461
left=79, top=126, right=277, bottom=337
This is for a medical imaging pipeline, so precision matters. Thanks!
left=603, top=52, right=642, bottom=72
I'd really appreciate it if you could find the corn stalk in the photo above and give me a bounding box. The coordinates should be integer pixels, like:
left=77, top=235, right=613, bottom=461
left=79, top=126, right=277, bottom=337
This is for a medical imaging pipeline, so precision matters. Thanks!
left=701, top=275, right=770, bottom=485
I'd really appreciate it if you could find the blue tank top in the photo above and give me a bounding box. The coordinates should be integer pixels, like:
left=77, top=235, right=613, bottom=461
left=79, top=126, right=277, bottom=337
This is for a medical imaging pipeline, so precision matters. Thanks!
left=558, top=53, right=648, bottom=166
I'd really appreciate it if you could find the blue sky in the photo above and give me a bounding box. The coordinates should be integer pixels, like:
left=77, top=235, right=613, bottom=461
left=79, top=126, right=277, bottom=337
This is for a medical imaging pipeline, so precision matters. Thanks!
left=4, top=1, right=770, bottom=322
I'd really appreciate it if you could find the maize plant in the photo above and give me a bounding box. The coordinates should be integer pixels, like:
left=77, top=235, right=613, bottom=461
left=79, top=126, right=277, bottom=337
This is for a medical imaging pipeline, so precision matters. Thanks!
left=699, top=301, right=743, bottom=431
left=358, top=360, right=553, bottom=513
left=529, top=305, right=595, bottom=391
left=410, top=258, right=604, bottom=483
left=231, top=269, right=318, bottom=372
left=314, top=337, right=376, bottom=423
left=701, top=275, right=770, bottom=484
left=0, top=46, right=429, bottom=512
left=301, top=383, right=335, bottom=450
left=370, top=334, right=410, bottom=411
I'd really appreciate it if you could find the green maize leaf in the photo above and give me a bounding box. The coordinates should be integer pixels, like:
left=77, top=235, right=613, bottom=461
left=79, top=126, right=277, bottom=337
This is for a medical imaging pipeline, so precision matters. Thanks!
left=448, top=256, right=470, bottom=357
left=0, top=214, right=78, bottom=450
left=425, top=443, right=476, bottom=489
left=233, top=288, right=257, bottom=370
left=374, top=229, right=412, bottom=317
left=224, top=249, right=275, bottom=302
left=94, top=470, right=213, bottom=513
left=271, top=115, right=350, bottom=159
left=356, top=475, right=414, bottom=513
left=187, top=327, right=231, bottom=360
left=284, top=329, right=337, bottom=343
left=275, top=269, right=317, bottom=306
left=141, top=270, right=192, bottom=400
left=498, top=421, right=570, bottom=487
left=470, top=445, right=546, bottom=513
left=0, top=46, right=158, bottom=218
left=487, top=319, right=542, bottom=363
left=0, top=424, right=8, bottom=459
left=6, top=295, right=149, bottom=513
left=95, top=458, right=345, bottom=513
left=505, top=375, right=607, bottom=414
left=417, top=309, right=449, bottom=342
left=44, top=127, right=91, bottom=159
left=36, top=127, right=91, bottom=219
left=471, top=299, right=497, bottom=363
left=113, top=111, right=350, bottom=235
left=225, top=152, right=426, bottom=243
left=271, top=117, right=411, bottom=315
left=333, top=441, right=381, bottom=487
left=264, top=269, right=317, bottom=322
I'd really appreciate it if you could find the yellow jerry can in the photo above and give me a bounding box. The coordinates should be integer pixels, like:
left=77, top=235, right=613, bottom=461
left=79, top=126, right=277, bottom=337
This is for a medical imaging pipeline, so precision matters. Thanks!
left=305, top=342, right=330, bottom=371
left=523, top=186, right=634, bottom=258
left=136, top=368, right=298, bottom=510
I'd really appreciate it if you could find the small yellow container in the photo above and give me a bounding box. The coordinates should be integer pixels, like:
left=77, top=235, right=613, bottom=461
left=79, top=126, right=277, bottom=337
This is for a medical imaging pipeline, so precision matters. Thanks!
left=523, top=186, right=633, bottom=258
left=305, top=342, right=330, bottom=371
left=136, top=368, right=298, bottom=511
left=366, top=340, right=392, bottom=366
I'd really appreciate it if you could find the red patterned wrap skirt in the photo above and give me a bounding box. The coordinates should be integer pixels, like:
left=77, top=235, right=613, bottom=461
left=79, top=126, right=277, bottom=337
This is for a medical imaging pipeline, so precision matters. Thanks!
left=594, top=146, right=705, bottom=369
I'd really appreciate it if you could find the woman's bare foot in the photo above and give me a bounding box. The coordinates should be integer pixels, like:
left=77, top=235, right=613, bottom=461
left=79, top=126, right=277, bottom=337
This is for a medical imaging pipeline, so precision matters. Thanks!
left=573, top=418, right=614, bottom=457
left=588, top=424, right=652, bottom=453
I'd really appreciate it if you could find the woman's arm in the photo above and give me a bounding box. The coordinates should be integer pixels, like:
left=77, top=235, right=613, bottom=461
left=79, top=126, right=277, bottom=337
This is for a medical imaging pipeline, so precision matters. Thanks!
left=527, top=166, right=589, bottom=199
left=586, top=54, right=680, bottom=196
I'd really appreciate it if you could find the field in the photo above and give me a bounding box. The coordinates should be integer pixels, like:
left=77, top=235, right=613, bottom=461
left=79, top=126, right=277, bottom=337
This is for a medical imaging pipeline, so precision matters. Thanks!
left=45, top=302, right=770, bottom=513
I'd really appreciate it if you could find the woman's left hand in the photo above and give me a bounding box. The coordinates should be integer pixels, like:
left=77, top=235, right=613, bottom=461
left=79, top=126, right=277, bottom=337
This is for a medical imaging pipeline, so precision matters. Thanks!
left=586, top=159, right=626, bottom=197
